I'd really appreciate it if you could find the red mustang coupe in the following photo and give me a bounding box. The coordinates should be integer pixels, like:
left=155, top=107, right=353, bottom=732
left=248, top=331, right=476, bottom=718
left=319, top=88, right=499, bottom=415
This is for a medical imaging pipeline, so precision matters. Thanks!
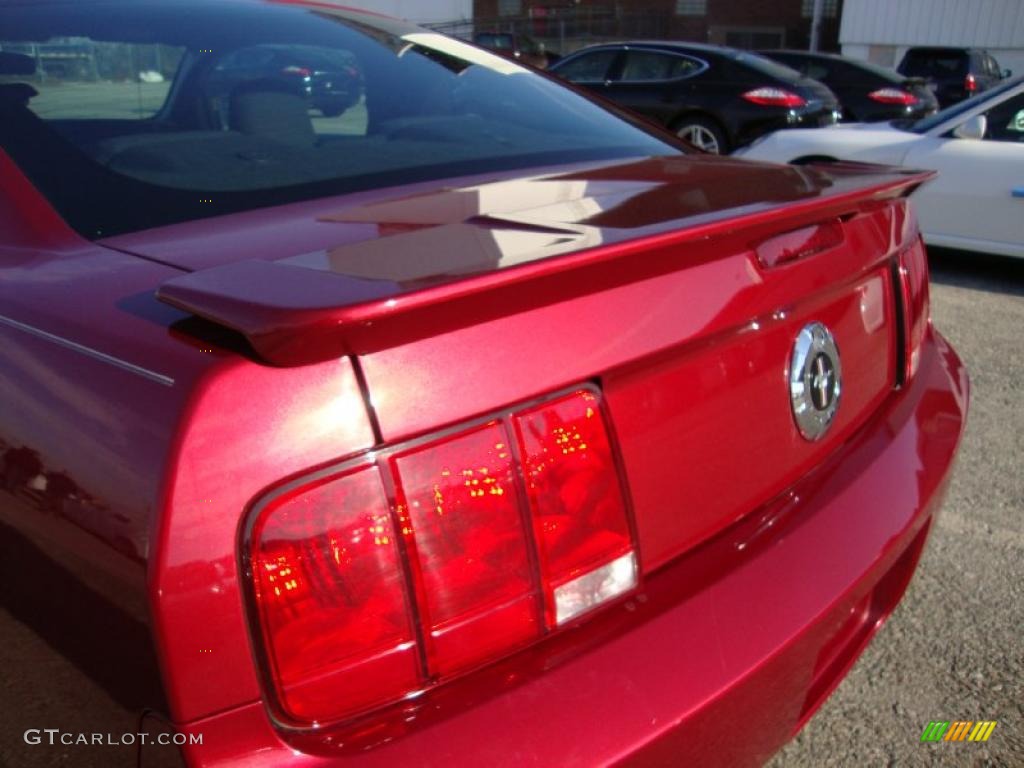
left=0, top=1, right=968, bottom=766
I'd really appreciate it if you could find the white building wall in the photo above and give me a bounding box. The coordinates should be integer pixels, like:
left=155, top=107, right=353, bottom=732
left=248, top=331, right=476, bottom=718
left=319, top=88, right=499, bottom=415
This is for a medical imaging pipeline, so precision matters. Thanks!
left=839, top=0, right=1024, bottom=73
left=345, top=1, right=472, bottom=24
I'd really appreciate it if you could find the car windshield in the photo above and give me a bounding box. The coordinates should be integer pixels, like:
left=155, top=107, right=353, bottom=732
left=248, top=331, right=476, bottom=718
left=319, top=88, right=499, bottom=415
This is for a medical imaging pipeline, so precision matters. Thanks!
left=909, top=76, right=1024, bottom=133
left=0, top=0, right=677, bottom=238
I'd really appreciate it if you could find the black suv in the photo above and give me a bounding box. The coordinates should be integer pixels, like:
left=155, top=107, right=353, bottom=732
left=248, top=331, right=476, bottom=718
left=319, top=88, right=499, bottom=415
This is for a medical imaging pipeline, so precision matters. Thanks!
left=897, top=47, right=1011, bottom=107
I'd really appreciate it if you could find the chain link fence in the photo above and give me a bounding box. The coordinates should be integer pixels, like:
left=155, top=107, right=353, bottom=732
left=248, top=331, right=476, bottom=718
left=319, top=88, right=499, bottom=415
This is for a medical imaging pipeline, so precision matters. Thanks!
left=427, top=7, right=703, bottom=59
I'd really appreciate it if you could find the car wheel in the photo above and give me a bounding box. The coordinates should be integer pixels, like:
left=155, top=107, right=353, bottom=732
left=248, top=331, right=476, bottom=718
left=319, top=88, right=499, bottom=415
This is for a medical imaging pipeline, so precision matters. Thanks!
left=673, top=117, right=727, bottom=154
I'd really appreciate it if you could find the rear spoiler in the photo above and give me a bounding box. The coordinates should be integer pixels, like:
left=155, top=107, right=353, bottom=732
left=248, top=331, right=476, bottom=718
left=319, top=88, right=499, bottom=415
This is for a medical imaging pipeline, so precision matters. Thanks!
left=157, top=164, right=934, bottom=366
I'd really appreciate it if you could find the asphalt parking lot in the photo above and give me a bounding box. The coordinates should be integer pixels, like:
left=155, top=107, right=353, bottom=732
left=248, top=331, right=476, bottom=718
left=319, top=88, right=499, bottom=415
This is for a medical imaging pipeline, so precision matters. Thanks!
left=0, top=248, right=1021, bottom=768
left=770, top=249, right=1024, bottom=768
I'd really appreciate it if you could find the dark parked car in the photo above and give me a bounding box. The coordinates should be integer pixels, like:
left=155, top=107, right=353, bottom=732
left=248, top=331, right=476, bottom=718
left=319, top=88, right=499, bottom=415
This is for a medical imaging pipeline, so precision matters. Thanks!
left=473, top=31, right=554, bottom=68
left=759, top=50, right=938, bottom=122
left=549, top=42, right=840, bottom=153
left=206, top=43, right=363, bottom=117
left=897, top=47, right=1010, bottom=107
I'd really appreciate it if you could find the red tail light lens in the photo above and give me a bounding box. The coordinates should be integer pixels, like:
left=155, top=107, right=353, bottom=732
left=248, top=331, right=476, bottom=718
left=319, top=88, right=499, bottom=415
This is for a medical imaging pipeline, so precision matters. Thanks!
left=868, top=87, right=918, bottom=105
left=251, top=467, right=419, bottom=724
left=964, top=73, right=977, bottom=92
left=393, top=423, right=540, bottom=676
left=282, top=65, right=313, bottom=77
left=514, top=391, right=635, bottom=626
left=898, top=235, right=930, bottom=381
left=248, top=386, right=636, bottom=727
left=742, top=87, right=806, bottom=108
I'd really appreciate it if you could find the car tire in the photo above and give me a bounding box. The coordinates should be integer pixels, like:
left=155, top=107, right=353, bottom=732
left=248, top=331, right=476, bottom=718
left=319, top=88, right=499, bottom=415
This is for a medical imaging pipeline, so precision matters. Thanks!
left=672, top=116, right=728, bottom=154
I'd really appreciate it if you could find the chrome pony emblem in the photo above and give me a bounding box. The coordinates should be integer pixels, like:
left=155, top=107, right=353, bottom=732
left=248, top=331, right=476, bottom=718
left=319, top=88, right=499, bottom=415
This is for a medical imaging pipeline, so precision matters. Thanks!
left=789, top=322, right=841, bottom=441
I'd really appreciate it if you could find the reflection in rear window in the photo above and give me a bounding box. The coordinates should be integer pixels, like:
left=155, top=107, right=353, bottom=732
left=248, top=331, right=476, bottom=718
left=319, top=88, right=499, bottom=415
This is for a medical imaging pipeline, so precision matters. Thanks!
left=0, top=41, right=184, bottom=119
left=0, top=1, right=676, bottom=238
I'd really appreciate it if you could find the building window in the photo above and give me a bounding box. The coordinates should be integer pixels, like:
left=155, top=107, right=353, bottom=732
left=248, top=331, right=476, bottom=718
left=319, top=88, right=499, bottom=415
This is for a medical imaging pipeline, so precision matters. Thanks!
left=498, top=0, right=522, bottom=17
left=675, top=0, right=707, bottom=16
left=801, top=0, right=839, bottom=18
left=724, top=28, right=785, bottom=49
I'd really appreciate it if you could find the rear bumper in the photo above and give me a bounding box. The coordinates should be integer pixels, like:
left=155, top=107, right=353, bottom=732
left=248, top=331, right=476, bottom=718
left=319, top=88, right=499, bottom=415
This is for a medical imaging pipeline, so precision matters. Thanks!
left=858, top=101, right=937, bottom=123
left=176, top=328, right=968, bottom=768
left=736, top=105, right=839, bottom=148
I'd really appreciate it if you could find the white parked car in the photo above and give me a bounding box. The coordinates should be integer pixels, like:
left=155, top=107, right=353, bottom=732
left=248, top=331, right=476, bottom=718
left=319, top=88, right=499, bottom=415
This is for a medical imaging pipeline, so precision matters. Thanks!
left=736, top=76, right=1024, bottom=258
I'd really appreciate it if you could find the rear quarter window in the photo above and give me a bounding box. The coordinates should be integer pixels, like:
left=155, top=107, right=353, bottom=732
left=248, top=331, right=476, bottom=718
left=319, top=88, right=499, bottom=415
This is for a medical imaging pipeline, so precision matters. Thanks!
left=553, top=49, right=618, bottom=83
left=618, top=51, right=702, bottom=82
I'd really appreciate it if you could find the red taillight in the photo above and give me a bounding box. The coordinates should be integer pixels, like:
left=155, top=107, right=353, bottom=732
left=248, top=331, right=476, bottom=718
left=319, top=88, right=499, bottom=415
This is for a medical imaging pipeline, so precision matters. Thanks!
left=964, top=73, right=977, bottom=92
left=282, top=65, right=313, bottom=77
left=514, top=391, right=635, bottom=626
left=898, top=235, right=930, bottom=382
left=248, top=387, right=636, bottom=727
left=251, top=467, right=419, bottom=724
left=741, top=87, right=806, bottom=108
left=393, top=423, right=540, bottom=676
left=868, top=87, right=918, bottom=105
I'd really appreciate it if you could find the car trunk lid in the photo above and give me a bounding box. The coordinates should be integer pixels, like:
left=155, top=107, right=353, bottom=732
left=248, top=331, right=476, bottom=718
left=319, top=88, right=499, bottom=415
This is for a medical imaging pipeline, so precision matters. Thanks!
left=147, top=154, right=931, bottom=570
left=129, top=156, right=928, bottom=360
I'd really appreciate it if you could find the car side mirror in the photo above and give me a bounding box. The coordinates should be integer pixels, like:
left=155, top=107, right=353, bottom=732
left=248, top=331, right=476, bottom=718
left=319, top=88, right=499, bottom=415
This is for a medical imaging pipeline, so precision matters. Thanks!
left=1002, top=68, right=1013, bottom=79
left=0, top=51, right=36, bottom=76
left=952, top=114, right=987, bottom=140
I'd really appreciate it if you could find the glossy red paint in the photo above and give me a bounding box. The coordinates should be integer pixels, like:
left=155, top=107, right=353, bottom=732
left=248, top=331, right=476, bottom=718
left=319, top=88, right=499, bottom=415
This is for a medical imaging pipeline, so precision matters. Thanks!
left=140, top=157, right=930, bottom=365
left=1, top=47, right=965, bottom=768
left=171, top=329, right=967, bottom=767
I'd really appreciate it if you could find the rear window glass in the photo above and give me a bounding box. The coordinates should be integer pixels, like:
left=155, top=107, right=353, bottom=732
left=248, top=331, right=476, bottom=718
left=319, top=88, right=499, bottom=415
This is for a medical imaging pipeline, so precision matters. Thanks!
left=732, top=51, right=803, bottom=82
left=900, top=50, right=966, bottom=77
left=839, top=58, right=904, bottom=83
left=819, top=57, right=904, bottom=84
left=474, top=34, right=514, bottom=49
left=0, top=1, right=676, bottom=239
